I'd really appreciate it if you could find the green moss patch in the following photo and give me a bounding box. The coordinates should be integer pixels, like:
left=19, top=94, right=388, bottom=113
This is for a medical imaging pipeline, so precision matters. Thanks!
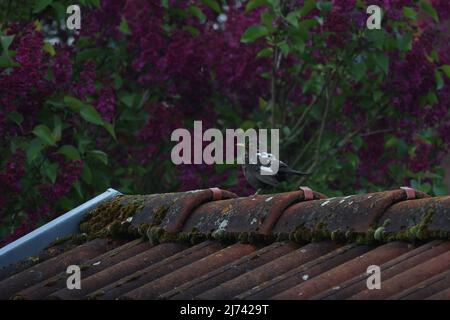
left=79, top=195, right=152, bottom=239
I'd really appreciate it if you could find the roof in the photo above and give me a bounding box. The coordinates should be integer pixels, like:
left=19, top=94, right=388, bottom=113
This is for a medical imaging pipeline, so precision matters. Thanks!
left=1, top=186, right=450, bottom=300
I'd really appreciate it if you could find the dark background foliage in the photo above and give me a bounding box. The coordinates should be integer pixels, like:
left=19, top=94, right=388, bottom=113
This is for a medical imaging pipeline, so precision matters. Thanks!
left=1, top=0, right=450, bottom=246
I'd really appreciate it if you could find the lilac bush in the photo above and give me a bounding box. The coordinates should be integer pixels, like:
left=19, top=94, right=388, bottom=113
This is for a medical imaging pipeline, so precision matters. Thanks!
left=0, top=0, right=449, bottom=245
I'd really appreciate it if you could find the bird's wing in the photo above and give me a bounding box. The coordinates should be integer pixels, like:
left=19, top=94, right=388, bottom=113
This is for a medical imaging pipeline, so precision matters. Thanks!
left=261, top=154, right=309, bottom=175
left=278, top=160, right=309, bottom=175
left=249, top=164, right=279, bottom=187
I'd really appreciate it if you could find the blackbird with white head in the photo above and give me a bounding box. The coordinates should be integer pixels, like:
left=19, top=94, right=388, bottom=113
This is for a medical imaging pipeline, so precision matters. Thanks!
left=236, top=143, right=309, bottom=194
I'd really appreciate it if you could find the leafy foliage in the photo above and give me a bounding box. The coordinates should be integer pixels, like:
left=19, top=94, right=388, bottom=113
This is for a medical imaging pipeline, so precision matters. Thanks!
left=1, top=0, right=450, bottom=245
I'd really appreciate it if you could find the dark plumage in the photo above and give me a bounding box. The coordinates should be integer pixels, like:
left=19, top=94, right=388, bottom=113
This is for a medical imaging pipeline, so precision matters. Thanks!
left=237, top=144, right=309, bottom=193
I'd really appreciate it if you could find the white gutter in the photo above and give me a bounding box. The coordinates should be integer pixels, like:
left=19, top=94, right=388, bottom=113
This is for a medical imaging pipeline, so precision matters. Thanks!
left=0, top=188, right=122, bottom=269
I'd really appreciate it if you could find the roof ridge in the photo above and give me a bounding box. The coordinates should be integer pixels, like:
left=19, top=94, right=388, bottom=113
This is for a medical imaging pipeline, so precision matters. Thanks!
left=79, top=187, right=450, bottom=245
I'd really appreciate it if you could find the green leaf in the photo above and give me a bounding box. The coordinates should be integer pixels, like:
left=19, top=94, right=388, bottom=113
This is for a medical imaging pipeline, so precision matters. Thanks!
left=120, top=94, right=135, bottom=108
left=223, top=170, right=238, bottom=187
left=88, top=150, right=108, bottom=165
left=427, top=50, right=440, bottom=63
left=420, top=1, right=439, bottom=22
left=76, top=48, right=102, bottom=63
left=114, top=74, right=123, bottom=89
left=77, top=136, right=91, bottom=154
left=419, top=182, right=432, bottom=194
left=103, top=122, right=117, bottom=140
left=278, top=42, right=290, bottom=56
left=89, top=0, right=100, bottom=8
left=300, top=0, right=317, bottom=16
left=396, top=33, right=412, bottom=51
left=433, top=182, right=448, bottom=196
left=81, top=164, right=93, bottom=184
left=43, top=162, right=59, bottom=184
left=0, top=54, right=19, bottom=68
left=33, top=0, right=53, bottom=13
left=52, top=116, right=62, bottom=142
left=33, top=124, right=56, bottom=146
left=427, top=91, right=438, bottom=105
left=286, top=11, right=301, bottom=27
left=51, top=2, right=67, bottom=20
left=119, top=17, right=131, bottom=35
left=352, top=61, right=366, bottom=81
left=73, top=180, right=83, bottom=198
left=373, top=90, right=384, bottom=102
left=58, top=145, right=81, bottom=161
left=299, top=19, right=318, bottom=29
left=245, top=0, right=268, bottom=12
left=353, top=135, right=363, bottom=150
left=435, top=70, right=444, bottom=90
left=7, top=111, right=23, bottom=125
left=385, top=136, right=398, bottom=148
left=345, top=153, right=359, bottom=169
left=241, top=25, right=268, bottom=43
left=202, top=0, right=221, bottom=13
left=403, top=7, right=417, bottom=20
left=242, top=120, right=256, bottom=130
left=184, top=25, right=200, bottom=36
left=261, top=12, right=275, bottom=30
left=43, top=42, right=55, bottom=56
left=1, top=35, right=15, bottom=51
left=80, top=105, right=104, bottom=125
left=440, top=65, right=450, bottom=78
left=366, top=29, right=387, bottom=50
left=26, top=138, right=46, bottom=162
left=188, top=6, right=206, bottom=23
left=289, top=23, right=310, bottom=43
left=375, top=53, right=389, bottom=75
left=259, top=97, right=268, bottom=110
left=64, top=96, right=85, bottom=110
left=256, top=47, right=273, bottom=58
left=316, top=1, right=333, bottom=12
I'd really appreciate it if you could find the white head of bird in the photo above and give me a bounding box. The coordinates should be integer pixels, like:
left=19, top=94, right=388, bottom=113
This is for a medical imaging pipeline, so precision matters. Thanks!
left=236, top=143, right=279, bottom=175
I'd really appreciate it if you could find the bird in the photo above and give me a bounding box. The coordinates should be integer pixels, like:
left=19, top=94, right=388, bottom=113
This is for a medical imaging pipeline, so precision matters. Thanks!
left=236, top=143, right=309, bottom=194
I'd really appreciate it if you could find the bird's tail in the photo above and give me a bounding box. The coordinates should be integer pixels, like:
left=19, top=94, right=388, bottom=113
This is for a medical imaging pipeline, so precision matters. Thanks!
left=288, top=169, right=310, bottom=175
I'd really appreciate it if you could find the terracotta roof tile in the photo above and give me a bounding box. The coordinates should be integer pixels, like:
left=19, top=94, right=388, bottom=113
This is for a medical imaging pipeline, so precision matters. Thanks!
left=0, top=240, right=79, bottom=283
left=428, top=287, right=450, bottom=299
left=181, top=190, right=325, bottom=240
left=350, top=247, right=450, bottom=299
left=2, top=187, right=450, bottom=300
left=273, top=189, right=429, bottom=238
left=272, top=241, right=410, bottom=299
left=389, top=269, right=450, bottom=300
left=314, top=240, right=447, bottom=299
left=0, top=238, right=117, bottom=300
left=14, top=239, right=151, bottom=299
left=379, top=196, right=450, bottom=236
left=121, top=243, right=256, bottom=300
left=196, top=241, right=337, bottom=300
left=161, top=241, right=298, bottom=300
left=50, top=242, right=187, bottom=299
left=89, top=240, right=223, bottom=300
left=235, top=243, right=372, bottom=299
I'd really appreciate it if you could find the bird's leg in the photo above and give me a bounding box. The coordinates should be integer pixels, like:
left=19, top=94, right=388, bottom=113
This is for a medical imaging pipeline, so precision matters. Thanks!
left=253, top=189, right=262, bottom=196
